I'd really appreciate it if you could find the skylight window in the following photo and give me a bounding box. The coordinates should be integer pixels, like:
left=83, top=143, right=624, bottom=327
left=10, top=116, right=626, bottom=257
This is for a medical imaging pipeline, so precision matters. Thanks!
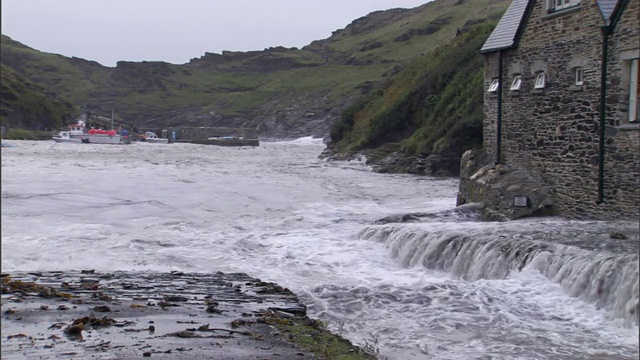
left=488, top=79, right=499, bottom=92
left=574, top=67, right=584, bottom=86
left=548, top=0, right=580, bottom=11
left=534, top=72, right=546, bottom=89
left=510, top=75, right=522, bottom=91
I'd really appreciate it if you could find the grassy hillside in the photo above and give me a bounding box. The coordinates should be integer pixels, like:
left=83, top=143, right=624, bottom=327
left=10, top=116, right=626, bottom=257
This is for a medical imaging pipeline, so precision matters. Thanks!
left=0, top=36, right=110, bottom=103
left=0, top=63, right=78, bottom=131
left=0, top=0, right=508, bottom=140
left=326, top=22, right=496, bottom=175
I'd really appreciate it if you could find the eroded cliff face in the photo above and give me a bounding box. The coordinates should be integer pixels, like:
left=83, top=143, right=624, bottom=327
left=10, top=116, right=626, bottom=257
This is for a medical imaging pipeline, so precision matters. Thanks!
left=253, top=94, right=352, bottom=140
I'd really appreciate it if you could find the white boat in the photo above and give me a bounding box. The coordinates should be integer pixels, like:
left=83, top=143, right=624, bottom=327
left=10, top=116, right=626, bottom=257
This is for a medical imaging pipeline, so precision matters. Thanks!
left=65, top=120, right=130, bottom=145
left=52, top=131, right=86, bottom=143
left=67, top=123, right=86, bottom=138
left=142, top=131, right=170, bottom=144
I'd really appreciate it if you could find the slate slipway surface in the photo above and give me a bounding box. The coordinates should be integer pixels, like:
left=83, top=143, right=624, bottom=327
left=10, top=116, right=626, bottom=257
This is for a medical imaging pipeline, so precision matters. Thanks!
left=0, top=270, right=334, bottom=359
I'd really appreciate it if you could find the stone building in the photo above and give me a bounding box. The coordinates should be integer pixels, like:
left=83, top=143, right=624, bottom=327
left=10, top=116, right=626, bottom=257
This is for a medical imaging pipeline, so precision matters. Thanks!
left=473, top=0, right=639, bottom=220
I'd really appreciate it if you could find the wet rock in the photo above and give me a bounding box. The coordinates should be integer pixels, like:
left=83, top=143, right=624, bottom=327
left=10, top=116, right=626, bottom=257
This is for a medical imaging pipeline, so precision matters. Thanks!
left=269, top=306, right=307, bottom=317
left=164, top=295, right=188, bottom=302
left=206, top=305, right=222, bottom=314
left=158, top=300, right=180, bottom=308
left=2, top=278, right=68, bottom=298
left=204, top=298, right=219, bottom=307
left=610, top=232, right=628, bottom=239
left=375, top=213, right=421, bottom=224
left=166, top=331, right=201, bottom=338
left=457, top=149, right=556, bottom=221
left=70, top=315, right=117, bottom=328
left=1, top=270, right=369, bottom=359
left=64, top=323, right=84, bottom=335
left=92, top=305, right=112, bottom=312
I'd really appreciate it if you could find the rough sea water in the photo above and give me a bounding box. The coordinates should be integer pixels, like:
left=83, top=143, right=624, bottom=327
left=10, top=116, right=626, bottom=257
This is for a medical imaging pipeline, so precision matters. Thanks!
left=2, top=139, right=638, bottom=360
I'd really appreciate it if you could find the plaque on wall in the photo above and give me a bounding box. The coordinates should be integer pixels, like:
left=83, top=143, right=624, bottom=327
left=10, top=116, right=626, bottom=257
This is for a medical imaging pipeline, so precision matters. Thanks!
left=513, top=196, right=529, bottom=207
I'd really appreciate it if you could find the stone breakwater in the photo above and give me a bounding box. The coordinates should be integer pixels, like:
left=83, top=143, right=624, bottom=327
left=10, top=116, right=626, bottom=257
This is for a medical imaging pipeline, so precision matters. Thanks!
left=1, top=271, right=374, bottom=360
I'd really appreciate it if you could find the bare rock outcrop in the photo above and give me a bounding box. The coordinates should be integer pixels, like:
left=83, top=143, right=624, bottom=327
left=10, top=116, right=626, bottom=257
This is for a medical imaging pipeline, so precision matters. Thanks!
left=457, top=149, right=556, bottom=221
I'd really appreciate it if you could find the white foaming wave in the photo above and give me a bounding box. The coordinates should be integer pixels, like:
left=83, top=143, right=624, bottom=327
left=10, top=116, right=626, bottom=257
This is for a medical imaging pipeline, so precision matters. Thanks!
left=315, top=150, right=371, bottom=167
left=348, top=154, right=368, bottom=165
left=324, top=156, right=374, bottom=172
left=307, top=268, right=639, bottom=360
left=1, top=220, right=215, bottom=273
left=269, top=136, right=325, bottom=145
left=358, top=222, right=640, bottom=325
left=1, top=224, right=125, bottom=272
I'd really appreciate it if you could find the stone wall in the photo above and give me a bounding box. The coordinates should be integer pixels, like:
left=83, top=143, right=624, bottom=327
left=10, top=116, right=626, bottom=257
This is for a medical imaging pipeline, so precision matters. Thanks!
left=178, top=138, right=260, bottom=147
left=142, top=127, right=259, bottom=141
left=610, top=0, right=640, bottom=125
left=479, top=0, right=639, bottom=220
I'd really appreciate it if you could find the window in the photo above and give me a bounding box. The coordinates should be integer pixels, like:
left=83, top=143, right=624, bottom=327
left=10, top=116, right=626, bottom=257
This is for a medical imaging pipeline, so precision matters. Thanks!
left=629, top=59, right=638, bottom=122
left=510, top=75, right=522, bottom=91
left=534, top=72, right=546, bottom=89
left=488, top=79, right=499, bottom=92
left=574, top=67, right=584, bottom=86
left=548, top=0, right=580, bottom=11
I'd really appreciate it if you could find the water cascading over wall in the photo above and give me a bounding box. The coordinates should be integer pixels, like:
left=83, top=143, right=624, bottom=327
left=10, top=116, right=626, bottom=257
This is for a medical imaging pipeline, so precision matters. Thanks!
left=358, top=224, right=639, bottom=325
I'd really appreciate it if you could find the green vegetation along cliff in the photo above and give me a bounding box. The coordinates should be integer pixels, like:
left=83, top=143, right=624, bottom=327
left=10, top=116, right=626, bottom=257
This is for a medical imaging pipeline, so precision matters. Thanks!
left=1, top=63, right=78, bottom=132
left=0, top=0, right=508, bottom=143
left=324, top=22, right=495, bottom=176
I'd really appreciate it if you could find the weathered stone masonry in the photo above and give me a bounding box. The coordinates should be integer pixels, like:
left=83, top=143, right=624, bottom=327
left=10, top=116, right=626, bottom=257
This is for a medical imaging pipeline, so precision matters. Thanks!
left=471, top=0, right=639, bottom=220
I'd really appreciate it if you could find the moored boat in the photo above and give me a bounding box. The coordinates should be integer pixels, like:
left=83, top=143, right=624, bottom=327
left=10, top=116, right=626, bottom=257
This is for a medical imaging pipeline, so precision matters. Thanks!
left=52, top=131, right=86, bottom=143
left=62, top=119, right=130, bottom=145
left=83, top=128, right=128, bottom=144
left=141, top=131, right=170, bottom=144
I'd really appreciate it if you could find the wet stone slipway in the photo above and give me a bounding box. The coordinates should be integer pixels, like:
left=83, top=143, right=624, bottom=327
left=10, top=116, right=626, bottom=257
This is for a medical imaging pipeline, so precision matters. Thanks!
left=1, top=270, right=369, bottom=359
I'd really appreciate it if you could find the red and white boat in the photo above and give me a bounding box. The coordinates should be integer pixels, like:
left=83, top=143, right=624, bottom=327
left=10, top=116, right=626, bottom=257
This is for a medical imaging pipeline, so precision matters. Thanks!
left=64, top=121, right=130, bottom=145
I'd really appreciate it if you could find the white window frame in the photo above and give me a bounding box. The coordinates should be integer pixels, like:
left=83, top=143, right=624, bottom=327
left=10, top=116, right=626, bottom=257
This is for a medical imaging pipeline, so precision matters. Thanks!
left=488, top=78, right=499, bottom=92
left=548, top=0, right=580, bottom=11
left=574, top=67, right=584, bottom=86
left=510, top=75, right=522, bottom=91
left=534, top=72, right=546, bottom=89
left=629, top=59, right=638, bottom=122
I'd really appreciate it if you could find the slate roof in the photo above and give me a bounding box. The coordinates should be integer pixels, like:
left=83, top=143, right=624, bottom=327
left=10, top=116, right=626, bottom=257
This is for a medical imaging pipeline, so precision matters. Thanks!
left=480, top=0, right=530, bottom=53
left=481, top=0, right=625, bottom=53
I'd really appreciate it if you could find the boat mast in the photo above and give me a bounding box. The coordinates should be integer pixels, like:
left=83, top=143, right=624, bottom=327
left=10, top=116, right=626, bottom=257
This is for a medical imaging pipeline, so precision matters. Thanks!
left=111, top=109, right=114, bottom=130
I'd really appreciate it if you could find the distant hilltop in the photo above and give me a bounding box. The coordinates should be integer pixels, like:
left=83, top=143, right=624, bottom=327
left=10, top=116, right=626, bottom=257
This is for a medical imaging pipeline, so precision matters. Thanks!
left=0, top=0, right=509, bottom=142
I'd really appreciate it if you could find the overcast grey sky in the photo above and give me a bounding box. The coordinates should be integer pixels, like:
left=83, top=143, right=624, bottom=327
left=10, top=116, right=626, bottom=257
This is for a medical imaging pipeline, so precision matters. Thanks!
left=2, top=0, right=430, bottom=67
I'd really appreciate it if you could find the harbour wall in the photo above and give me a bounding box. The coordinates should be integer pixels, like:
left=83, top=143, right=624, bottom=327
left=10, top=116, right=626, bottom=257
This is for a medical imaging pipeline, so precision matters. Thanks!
left=142, top=127, right=258, bottom=141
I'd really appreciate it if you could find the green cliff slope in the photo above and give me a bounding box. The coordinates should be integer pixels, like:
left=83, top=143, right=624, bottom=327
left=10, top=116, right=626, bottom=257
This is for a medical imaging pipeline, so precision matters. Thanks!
left=1, top=63, right=78, bottom=132
left=325, top=23, right=495, bottom=176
